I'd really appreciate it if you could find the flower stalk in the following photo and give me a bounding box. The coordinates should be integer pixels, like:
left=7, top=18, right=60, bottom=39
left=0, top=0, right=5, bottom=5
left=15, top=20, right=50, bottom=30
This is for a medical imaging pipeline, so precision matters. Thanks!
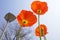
left=16, top=26, right=22, bottom=40
left=44, top=36, right=46, bottom=40
left=38, top=12, right=42, bottom=40
left=0, top=22, right=9, bottom=40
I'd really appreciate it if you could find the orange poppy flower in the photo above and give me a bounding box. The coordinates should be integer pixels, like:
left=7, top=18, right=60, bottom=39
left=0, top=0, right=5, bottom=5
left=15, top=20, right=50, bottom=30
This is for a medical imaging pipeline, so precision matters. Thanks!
left=35, top=24, right=48, bottom=36
left=31, top=1, right=48, bottom=15
left=17, top=10, right=37, bottom=27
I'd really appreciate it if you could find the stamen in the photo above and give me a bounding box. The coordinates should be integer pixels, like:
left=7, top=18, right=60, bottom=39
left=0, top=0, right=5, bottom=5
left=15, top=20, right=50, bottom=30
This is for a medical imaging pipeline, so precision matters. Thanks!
left=37, top=9, right=42, bottom=14
left=22, top=20, right=28, bottom=25
left=40, top=27, right=44, bottom=36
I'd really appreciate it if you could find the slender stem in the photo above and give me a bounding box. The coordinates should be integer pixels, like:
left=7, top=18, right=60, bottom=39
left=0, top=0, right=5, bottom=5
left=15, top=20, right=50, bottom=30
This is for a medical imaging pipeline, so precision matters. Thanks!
left=0, top=22, right=9, bottom=40
left=38, top=14, right=42, bottom=40
left=44, top=36, right=46, bottom=40
left=16, top=26, right=22, bottom=40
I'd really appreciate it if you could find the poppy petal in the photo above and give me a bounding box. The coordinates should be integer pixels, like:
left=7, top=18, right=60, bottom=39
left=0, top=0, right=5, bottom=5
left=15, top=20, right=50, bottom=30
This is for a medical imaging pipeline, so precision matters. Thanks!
left=17, top=10, right=37, bottom=27
left=35, top=24, right=48, bottom=36
left=31, top=1, right=48, bottom=15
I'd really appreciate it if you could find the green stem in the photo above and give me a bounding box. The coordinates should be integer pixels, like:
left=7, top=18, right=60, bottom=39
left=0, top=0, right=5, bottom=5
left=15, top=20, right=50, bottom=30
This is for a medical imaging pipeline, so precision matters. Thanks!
left=17, top=26, right=22, bottom=40
left=40, top=37, right=42, bottom=40
left=38, top=14, right=42, bottom=40
left=0, top=22, right=9, bottom=40
left=44, top=36, right=46, bottom=40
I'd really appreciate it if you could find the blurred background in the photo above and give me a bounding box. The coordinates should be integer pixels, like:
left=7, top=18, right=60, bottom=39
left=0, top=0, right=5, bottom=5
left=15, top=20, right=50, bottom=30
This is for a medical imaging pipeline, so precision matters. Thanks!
left=0, top=0, right=60, bottom=40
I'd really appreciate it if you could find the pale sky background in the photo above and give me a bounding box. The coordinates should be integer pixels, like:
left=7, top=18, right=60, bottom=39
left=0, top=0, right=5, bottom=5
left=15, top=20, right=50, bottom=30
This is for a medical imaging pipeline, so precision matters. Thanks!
left=0, top=0, right=60, bottom=40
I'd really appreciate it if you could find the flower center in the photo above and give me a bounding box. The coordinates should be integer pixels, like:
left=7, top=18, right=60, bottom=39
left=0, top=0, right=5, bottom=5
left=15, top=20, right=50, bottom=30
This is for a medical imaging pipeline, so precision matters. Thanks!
left=37, top=9, right=42, bottom=14
left=40, top=27, right=44, bottom=36
left=22, top=19, right=28, bottom=25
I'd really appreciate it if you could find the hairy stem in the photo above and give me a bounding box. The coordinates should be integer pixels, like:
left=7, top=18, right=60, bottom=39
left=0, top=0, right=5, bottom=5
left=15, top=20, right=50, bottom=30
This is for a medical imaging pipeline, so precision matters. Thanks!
left=16, top=26, right=22, bottom=40
left=44, top=36, right=46, bottom=40
left=0, top=22, right=9, bottom=40
left=38, top=14, right=42, bottom=40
